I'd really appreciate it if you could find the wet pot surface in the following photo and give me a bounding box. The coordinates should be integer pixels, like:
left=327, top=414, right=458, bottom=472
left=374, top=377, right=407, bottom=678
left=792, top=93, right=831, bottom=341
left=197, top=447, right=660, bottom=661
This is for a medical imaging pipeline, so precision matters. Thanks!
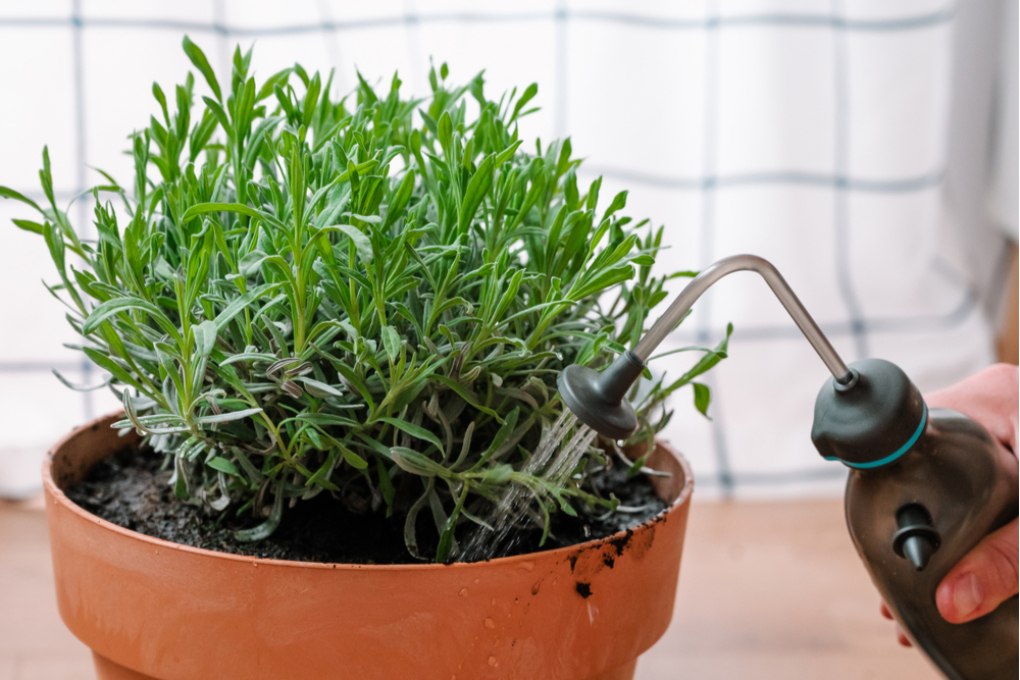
left=44, top=413, right=694, bottom=680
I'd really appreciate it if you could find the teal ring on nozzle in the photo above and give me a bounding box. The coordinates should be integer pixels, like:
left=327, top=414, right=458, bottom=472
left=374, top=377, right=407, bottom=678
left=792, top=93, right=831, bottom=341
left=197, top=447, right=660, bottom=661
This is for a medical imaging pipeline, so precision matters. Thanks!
left=824, top=403, right=928, bottom=469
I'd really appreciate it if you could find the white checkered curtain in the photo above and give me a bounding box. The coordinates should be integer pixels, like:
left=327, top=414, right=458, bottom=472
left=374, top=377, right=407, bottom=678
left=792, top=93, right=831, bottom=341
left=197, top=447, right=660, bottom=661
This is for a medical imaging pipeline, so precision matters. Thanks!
left=0, top=0, right=1015, bottom=497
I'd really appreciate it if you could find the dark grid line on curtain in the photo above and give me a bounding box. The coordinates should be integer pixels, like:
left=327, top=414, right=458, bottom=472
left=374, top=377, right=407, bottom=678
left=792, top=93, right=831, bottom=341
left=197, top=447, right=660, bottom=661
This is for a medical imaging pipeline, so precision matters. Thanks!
left=580, top=167, right=946, bottom=192
left=71, top=0, right=94, bottom=421
left=313, top=0, right=347, bottom=93
left=12, top=167, right=948, bottom=202
left=554, top=0, right=568, bottom=141
left=831, top=0, right=870, bottom=362
left=212, top=0, right=231, bottom=86
left=695, top=0, right=735, bottom=496
left=0, top=7, right=954, bottom=35
left=400, top=0, right=428, bottom=98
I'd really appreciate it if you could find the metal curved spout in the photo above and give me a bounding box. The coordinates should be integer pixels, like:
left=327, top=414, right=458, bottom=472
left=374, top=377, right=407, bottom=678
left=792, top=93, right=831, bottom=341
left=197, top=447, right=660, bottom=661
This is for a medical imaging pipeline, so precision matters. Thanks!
left=558, top=254, right=853, bottom=439
left=633, top=254, right=853, bottom=382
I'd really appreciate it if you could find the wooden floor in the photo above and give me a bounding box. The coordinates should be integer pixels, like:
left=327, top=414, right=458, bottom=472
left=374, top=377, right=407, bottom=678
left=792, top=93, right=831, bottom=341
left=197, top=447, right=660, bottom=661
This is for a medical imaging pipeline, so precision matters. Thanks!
left=0, top=498, right=939, bottom=680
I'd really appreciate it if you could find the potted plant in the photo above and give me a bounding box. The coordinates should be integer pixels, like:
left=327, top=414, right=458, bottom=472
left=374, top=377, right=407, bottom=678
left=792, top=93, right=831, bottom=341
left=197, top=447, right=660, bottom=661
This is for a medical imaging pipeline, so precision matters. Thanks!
left=3, top=38, right=729, bottom=680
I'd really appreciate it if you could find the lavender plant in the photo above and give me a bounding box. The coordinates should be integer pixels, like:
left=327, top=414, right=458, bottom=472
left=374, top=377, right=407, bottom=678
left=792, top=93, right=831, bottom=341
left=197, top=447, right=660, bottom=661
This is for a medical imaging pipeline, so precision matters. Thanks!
left=2, top=39, right=730, bottom=562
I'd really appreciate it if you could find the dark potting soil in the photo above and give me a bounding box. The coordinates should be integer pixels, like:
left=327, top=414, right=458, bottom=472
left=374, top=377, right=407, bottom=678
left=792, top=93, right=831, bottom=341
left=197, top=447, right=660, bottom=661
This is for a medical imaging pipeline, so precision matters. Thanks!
left=64, top=444, right=668, bottom=565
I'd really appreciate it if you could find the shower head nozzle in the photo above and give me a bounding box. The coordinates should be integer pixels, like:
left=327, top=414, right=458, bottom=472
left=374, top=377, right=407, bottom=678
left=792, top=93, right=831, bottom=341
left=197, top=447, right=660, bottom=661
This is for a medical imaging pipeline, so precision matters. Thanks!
left=557, top=351, right=645, bottom=440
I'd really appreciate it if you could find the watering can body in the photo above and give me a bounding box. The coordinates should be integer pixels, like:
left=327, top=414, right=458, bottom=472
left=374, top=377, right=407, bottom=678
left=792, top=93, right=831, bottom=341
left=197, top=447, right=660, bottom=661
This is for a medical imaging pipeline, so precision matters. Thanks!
left=813, top=360, right=1018, bottom=680
left=845, top=409, right=1018, bottom=679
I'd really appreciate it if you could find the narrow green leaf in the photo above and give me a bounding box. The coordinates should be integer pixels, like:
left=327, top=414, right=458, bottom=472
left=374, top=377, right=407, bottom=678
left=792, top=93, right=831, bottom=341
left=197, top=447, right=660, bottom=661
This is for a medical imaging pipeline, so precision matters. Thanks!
left=335, top=362, right=376, bottom=410
left=193, top=319, right=218, bottom=357
left=378, top=417, right=444, bottom=453
left=437, top=111, right=453, bottom=153
left=693, top=382, right=711, bottom=417
left=207, top=457, right=241, bottom=476
left=0, top=186, right=43, bottom=214
left=603, top=190, right=628, bottom=221
left=381, top=325, right=400, bottom=362
left=235, top=487, right=283, bottom=542
left=182, top=35, right=222, bottom=101
left=432, top=375, right=502, bottom=422
left=390, top=446, right=451, bottom=478
left=82, top=347, right=142, bottom=389
left=459, top=154, right=494, bottom=233
left=298, top=376, right=343, bottom=398
left=339, top=445, right=369, bottom=470
left=82, top=297, right=181, bottom=342
left=213, top=283, right=279, bottom=332
left=321, top=224, right=370, bottom=264
left=12, top=219, right=45, bottom=235
left=194, top=407, right=263, bottom=425
left=494, top=140, right=523, bottom=167
left=182, top=202, right=262, bottom=222
left=511, top=83, right=538, bottom=122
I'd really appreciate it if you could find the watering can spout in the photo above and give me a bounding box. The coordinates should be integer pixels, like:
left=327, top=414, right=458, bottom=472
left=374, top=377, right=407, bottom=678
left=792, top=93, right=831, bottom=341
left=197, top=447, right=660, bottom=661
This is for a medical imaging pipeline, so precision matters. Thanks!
left=557, top=352, right=644, bottom=439
left=558, top=254, right=853, bottom=439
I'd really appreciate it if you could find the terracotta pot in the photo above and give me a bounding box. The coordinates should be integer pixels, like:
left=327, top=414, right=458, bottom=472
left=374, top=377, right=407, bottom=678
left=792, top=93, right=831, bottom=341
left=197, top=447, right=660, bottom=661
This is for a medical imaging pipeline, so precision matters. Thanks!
left=44, top=412, right=694, bottom=680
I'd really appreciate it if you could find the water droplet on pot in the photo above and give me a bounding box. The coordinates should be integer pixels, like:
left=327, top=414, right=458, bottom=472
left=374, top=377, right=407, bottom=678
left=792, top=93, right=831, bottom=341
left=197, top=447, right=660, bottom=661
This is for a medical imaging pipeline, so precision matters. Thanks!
left=491, top=598, right=496, bottom=605
left=459, top=588, right=468, bottom=597
left=520, top=561, right=534, bottom=572
left=484, top=618, right=495, bottom=629
left=488, top=656, right=497, bottom=667
left=531, top=581, right=541, bottom=595
left=474, top=578, right=480, bottom=584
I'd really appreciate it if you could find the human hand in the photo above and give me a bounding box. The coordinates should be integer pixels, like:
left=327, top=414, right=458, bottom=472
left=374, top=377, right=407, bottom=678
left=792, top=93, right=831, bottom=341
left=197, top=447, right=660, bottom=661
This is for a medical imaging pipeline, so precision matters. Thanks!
left=881, top=364, right=1018, bottom=645
left=927, top=364, right=1018, bottom=624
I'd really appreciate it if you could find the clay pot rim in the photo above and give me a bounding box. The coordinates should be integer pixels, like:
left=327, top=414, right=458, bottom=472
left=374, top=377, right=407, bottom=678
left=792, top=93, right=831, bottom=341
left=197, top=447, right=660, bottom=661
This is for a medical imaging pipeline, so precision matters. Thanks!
left=43, top=411, right=693, bottom=572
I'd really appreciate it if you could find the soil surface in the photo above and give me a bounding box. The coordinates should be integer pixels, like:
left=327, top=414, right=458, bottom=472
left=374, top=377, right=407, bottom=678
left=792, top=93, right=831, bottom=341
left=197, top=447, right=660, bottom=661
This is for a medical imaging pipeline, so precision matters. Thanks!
left=65, top=444, right=667, bottom=565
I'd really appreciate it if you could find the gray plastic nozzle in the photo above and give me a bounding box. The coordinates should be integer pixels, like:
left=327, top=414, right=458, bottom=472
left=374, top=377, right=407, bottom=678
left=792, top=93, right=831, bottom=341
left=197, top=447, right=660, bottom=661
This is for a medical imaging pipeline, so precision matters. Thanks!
left=557, top=351, right=644, bottom=440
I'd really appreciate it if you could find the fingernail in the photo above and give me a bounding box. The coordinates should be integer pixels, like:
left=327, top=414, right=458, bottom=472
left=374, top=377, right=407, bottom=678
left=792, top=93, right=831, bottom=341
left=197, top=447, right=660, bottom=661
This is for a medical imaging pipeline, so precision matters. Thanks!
left=951, top=573, right=984, bottom=618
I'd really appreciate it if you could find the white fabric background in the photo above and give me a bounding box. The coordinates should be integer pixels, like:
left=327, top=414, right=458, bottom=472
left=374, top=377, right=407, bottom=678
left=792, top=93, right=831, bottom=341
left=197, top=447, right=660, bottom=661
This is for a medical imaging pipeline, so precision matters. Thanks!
left=0, top=0, right=1015, bottom=497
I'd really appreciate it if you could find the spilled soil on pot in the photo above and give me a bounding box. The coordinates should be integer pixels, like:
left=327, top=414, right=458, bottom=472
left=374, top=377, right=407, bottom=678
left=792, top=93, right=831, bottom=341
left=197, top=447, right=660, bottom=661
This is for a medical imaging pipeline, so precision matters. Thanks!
left=65, top=444, right=667, bottom=565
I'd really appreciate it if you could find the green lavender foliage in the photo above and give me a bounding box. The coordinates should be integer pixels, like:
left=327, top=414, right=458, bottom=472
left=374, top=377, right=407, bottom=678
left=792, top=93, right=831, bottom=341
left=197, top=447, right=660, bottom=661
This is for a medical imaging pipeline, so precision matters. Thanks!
left=2, top=39, right=730, bottom=561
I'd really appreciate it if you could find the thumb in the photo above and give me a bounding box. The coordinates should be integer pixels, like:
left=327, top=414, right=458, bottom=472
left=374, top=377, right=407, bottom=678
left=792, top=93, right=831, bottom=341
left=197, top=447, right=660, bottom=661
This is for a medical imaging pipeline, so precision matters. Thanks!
left=936, top=518, right=1019, bottom=624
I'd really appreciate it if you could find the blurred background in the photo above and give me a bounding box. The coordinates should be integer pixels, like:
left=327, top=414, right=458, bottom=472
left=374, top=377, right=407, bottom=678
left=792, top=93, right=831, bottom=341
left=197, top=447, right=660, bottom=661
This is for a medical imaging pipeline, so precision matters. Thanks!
left=0, top=1, right=1015, bottom=678
left=0, top=0, right=1015, bottom=499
